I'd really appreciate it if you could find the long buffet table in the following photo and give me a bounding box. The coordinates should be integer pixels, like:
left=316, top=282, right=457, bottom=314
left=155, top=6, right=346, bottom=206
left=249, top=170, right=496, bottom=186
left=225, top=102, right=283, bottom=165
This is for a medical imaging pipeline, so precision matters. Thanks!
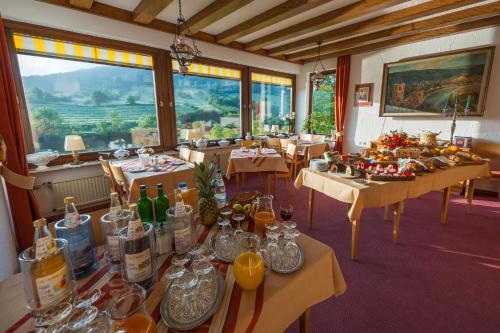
left=294, top=163, right=491, bottom=260
left=0, top=222, right=346, bottom=333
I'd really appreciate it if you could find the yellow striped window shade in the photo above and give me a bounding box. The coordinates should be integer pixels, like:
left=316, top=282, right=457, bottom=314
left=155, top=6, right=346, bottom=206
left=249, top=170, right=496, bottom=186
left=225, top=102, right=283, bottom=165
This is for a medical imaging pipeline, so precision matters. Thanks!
left=172, top=60, right=241, bottom=80
left=252, top=73, right=292, bottom=87
left=13, top=33, right=153, bottom=69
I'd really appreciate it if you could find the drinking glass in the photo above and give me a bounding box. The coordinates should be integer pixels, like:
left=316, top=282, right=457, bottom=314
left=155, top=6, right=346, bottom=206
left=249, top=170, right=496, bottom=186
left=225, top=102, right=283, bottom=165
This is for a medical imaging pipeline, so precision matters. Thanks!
left=282, top=228, right=301, bottom=268
left=171, top=272, right=203, bottom=321
left=100, top=210, right=130, bottom=272
left=232, top=213, right=245, bottom=235
left=279, top=204, right=294, bottom=221
left=106, top=284, right=157, bottom=333
left=214, top=217, right=237, bottom=261
left=233, top=232, right=271, bottom=291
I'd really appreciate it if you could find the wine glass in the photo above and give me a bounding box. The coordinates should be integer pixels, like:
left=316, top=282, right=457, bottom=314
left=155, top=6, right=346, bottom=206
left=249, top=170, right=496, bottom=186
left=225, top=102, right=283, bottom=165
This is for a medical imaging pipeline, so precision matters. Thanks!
left=282, top=228, right=301, bottom=268
left=232, top=213, right=245, bottom=235
left=279, top=204, right=294, bottom=221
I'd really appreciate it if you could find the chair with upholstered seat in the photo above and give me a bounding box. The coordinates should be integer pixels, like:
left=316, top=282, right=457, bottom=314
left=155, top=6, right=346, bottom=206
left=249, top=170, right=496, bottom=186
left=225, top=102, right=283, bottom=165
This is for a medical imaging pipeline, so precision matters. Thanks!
left=110, top=164, right=130, bottom=203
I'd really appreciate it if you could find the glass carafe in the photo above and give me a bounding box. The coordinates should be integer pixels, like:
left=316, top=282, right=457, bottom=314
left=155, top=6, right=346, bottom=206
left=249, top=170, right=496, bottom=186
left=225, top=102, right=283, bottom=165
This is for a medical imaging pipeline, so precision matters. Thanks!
left=233, top=232, right=270, bottom=291
left=106, top=284, right=157, bottom=333
left=251, top=195, right=276, bottom=232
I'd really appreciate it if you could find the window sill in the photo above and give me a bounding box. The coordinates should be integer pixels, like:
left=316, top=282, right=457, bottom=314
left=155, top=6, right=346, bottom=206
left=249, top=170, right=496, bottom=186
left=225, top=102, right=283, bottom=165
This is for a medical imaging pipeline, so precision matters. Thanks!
left=29, top=160, right=101, bottom=175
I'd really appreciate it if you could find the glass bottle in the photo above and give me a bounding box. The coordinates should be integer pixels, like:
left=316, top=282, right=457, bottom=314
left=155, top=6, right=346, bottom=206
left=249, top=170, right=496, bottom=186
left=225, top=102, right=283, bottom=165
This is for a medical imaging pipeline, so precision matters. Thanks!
left=154, top=183, right=169, bottom=223
left=100, top=192, right=128, bottom=272
left=167, top=205, right=194, bottom=254
left=213, top=169, right=226, bottom=208
left=178, top=182, right=190, bottom=204
left=174, top=188, right=185, bottom=217
left=55, top=198, right=99, bottom=279
left=119, top=203, right=157, bottom=290
left=64, top=196, right=80, bottom=228
left=137, top=184, right=153, bottom=223
left=29, top=218, right=74, bottom=309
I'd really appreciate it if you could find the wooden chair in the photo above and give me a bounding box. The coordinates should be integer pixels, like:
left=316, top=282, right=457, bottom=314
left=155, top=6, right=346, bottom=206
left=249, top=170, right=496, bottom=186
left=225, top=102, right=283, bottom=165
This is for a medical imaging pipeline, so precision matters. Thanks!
left=306, top=143, right=328, bottom=163
left=285, top=143, right=306, bottom=180
left=280, top=139, right=297, bottom=157
left=312, top=134, right=326, bottom=143
left=266, top=138, right=281, bottom=152
left=189, top=150, right=205, bottom=164
left=476, top=142, right=500, bottom=198
left=110, top=164, right=130, bottom=203
left=241, top=140, right=262, bottom=148
left=179, top=147, right=191, bottom=162
left=99, top=157, right=121, bottom=196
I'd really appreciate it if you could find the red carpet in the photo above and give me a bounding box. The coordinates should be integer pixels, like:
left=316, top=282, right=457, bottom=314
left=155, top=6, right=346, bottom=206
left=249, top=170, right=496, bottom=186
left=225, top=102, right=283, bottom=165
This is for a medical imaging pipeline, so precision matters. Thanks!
left=225, top=174, right=500, bottom=333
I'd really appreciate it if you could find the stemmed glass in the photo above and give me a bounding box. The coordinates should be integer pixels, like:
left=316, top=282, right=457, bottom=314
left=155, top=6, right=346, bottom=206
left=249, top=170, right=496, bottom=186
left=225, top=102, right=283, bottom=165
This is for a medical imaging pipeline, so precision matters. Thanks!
left=232, top=213, right=245, bottom=235
left=282, top=228, right=301, bottom=267
left=279, top=204, right=294, bottom=221
left=172, top=271, right=202, bottom=321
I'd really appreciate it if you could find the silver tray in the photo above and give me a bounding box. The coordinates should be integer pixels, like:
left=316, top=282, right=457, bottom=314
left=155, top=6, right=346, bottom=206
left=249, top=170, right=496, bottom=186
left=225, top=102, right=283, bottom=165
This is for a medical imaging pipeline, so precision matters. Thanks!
left=271, top=242, right=305, bottom=274
left=161, top=269, right=225, bottom=331
left=208, top=235, right=234, bottom=263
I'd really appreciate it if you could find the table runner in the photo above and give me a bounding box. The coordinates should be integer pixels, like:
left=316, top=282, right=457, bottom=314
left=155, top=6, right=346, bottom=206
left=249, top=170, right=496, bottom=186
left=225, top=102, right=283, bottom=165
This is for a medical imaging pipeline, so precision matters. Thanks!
left=1, top=222, right=346, bottom=333
left=110, top=155, right=196, bottom=202
left=226, top=150, right=288, bottom=179
left=294, top=163, right=492, bottom=221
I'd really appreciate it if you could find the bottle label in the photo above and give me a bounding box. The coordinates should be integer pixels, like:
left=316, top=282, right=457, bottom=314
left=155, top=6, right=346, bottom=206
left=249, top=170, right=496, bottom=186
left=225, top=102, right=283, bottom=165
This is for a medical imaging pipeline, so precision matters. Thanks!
left=35, top=236, right=56, bottom=258
left=107, top=235, right=120, bottom=261
left=174, top=225, right=192, bottom=253
left=36, top=264, right=70, bottom=308
left=156, top=229, right=172, bottom=256
left=66, top=212, right=79, bottom=228
left=127, top=219, right=145, bottom=240
left=68, top=236, right=94, bottom=269
left=125, top=248, right=152, bottom=282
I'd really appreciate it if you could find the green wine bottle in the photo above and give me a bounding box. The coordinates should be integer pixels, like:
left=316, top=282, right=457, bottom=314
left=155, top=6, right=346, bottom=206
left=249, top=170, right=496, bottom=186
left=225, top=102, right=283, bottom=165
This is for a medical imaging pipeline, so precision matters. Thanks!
left=137, top=184, right=153, bottom=223
left=154, top=183, right=169, bottom=223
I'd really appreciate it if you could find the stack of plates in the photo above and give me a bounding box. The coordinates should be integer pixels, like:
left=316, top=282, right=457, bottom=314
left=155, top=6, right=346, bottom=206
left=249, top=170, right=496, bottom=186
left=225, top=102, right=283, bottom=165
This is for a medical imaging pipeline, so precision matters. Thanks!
left=310, top=159, right=329, bottom=172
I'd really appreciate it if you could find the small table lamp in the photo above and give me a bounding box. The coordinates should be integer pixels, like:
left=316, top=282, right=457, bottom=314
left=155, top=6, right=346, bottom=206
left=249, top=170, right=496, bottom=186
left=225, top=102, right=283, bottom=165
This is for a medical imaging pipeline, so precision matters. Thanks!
left=64, top=135, right=86, bottom=164
left=271, top=125, right=280, bottom=135
left=185, top=128, right=200, bottom=148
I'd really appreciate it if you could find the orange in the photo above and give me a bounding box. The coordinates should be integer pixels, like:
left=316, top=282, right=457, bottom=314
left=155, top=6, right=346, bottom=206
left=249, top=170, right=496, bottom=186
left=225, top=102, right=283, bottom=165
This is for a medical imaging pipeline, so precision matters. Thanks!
left=448, top=145, right=459, bottom=153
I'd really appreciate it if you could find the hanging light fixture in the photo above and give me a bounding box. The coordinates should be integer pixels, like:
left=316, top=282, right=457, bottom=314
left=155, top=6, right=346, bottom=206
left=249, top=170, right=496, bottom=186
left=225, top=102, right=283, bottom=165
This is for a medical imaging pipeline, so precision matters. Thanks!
left=170, top=0, right=201, bottom=75
left=311, top=41, right=326, bottom=89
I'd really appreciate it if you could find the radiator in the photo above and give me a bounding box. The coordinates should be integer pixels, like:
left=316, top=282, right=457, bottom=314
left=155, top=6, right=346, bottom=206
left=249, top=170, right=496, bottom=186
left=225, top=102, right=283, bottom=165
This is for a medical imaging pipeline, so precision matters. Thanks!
left=50, top=175, right=109, bottom=211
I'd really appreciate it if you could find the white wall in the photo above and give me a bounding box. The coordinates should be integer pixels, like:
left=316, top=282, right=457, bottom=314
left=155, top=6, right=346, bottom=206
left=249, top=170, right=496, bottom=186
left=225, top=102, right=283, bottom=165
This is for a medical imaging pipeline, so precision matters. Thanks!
left=297, top=27, right=500, bottom=153
left=0, top=0, right=301, bottom=74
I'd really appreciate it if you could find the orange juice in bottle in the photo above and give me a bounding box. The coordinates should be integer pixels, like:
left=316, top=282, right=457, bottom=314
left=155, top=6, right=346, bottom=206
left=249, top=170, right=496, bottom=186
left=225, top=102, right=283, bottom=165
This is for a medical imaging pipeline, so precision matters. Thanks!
left=178, top=182, right=190, bottom=203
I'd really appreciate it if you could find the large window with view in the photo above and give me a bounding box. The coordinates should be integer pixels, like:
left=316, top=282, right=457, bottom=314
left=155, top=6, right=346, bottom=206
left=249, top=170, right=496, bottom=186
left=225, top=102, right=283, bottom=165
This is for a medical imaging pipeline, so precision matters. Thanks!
left=173, top=61, right=241, bottom=142
left=307, top=70, right=336, bottom=134
left=251, top=72, right=293, bottom=135
left=14, top=34, right=159, bottom=154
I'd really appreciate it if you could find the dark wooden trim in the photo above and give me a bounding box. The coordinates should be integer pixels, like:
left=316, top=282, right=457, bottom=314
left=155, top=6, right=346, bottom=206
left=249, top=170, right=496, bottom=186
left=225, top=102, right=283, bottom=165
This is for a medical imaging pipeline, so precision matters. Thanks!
left=34, top=0, right=297, bottom=64
left=132, top=0, right=175, bottom=25
left=308, top=69, right=336, bottom=117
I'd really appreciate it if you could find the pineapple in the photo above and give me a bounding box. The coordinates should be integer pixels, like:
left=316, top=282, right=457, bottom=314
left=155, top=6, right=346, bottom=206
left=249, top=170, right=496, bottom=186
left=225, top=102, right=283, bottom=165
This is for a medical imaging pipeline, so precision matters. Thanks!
left=194, top=162, right=219, bottom=226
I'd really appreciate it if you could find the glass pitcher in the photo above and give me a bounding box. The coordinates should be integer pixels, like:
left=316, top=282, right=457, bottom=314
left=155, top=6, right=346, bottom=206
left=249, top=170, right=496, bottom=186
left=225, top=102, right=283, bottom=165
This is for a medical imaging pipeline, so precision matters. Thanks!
left=233, top=232, right=271, bottom=291
left=251, top=195, right=276, bottom=232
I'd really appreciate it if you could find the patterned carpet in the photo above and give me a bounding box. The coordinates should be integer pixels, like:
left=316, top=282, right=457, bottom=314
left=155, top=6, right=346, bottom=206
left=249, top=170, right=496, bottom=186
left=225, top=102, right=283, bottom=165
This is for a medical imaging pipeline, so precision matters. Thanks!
left=225, top=173, right=500, bottom=333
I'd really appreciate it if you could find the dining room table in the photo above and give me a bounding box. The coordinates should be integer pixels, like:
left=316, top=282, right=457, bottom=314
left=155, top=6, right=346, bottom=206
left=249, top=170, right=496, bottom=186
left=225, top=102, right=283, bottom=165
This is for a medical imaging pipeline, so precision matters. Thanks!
left=226, top=148, right=289, bottom=194
left=0, top=220, right=346, bottom=333
left=294, top=162, right=491, bottom=261
left=111, top=154, right=196, bottom=202
left=296, top=142, right=329, bottom=159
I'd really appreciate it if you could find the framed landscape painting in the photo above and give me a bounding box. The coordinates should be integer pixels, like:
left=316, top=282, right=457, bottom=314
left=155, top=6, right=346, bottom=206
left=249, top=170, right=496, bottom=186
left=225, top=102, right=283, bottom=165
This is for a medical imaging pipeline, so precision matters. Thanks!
left=380, top=47, right=495, bottom=117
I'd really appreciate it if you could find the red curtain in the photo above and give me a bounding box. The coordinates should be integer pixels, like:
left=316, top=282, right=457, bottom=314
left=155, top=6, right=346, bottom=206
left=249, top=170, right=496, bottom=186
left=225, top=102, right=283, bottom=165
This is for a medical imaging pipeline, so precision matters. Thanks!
left=335, top=55, right=350, bottom=154
left=0, top=14, right=41, bottom=250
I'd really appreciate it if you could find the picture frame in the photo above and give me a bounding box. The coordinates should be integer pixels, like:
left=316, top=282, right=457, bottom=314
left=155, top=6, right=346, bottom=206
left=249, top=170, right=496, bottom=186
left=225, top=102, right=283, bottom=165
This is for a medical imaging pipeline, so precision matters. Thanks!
left=354, top=83, right=374, bottom=107
left=379, top=46, right=495, bottom=117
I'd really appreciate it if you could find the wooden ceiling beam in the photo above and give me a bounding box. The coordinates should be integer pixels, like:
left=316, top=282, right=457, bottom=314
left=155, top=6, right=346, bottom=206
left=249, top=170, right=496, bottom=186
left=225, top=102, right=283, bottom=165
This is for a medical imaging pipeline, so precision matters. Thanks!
left=269, top=0, right=480, bottom=56
left=182, top=0, right=255, bottom=35
left=216, top=0, right=331, bottom=45
left=288, top=1, right=500, bottom=61
left=69, top=0, right=93, bottom=9
left=245, top=0, right=408, bottom=51
left=304, top=15, right=500, bottom=63
left=132, top=0, right=174, bottom=25
left=35, top=0, right=296, bottom=63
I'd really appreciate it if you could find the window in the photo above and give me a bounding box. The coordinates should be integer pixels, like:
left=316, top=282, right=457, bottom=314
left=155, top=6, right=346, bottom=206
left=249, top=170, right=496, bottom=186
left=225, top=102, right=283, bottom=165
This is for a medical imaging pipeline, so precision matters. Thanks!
left=308, top=70, right=336, bottom=134
left=172, top=60, right=241, bottom=142
left=14, top=33, right=159, bottom=153
left=251, top=72, right=293, bottom=135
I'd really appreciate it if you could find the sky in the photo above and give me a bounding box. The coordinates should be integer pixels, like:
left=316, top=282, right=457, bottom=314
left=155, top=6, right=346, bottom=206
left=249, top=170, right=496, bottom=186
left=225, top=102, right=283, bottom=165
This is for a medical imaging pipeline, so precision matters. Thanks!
left=17, top=54, right=103, bottom=76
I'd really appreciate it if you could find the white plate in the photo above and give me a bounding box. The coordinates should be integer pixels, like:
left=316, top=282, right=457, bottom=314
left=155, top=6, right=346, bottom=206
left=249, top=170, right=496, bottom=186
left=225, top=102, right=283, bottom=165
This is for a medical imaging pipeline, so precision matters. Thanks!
left=125, top=166, right=147, bottom=173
